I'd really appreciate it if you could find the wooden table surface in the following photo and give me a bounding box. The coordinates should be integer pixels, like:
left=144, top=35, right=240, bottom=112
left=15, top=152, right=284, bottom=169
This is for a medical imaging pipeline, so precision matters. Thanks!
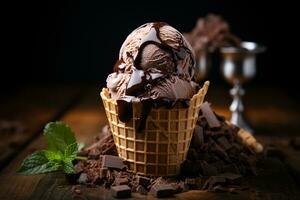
left=0, top=83, right=300, bottom=200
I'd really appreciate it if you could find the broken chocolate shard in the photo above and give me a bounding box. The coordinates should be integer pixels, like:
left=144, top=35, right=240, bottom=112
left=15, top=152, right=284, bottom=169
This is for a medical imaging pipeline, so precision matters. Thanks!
left=100, top=168, right=108, bottom=179
left=220, top=164, right=240, bottom=174
left=88, top=149, right=100, bottom=159
left=150, top=183, right=175, bottom=198
left=111, top=185, right=131, bottom=198
left=136, top=175, right=151, bottom=187
left=101, top=155, right=127, bottom=170
left=185, top=178, right=196, bottom=185
left=200, top=161, right=218, bottom=176
left=217, top=136, right=232, bottom=151
left=211, top=185, right=229, bottom=193
left=83, top=133, right=117, bottom=157
left=71, top=185, right=82, bottom=195
left=219, top=173, right=242, bottom=184
left=200, top=102, right=221, bottom=129
left=202, top=176, right=226, bottom=190
left=212, top=141, right=229, bottom=159
left=193, top=125, right=204, bottom=146
left=136, top=185, right=148, bottom=195
left=171, top=181, right=188, bottom=193
left=78, top=173, right=88, bottom=184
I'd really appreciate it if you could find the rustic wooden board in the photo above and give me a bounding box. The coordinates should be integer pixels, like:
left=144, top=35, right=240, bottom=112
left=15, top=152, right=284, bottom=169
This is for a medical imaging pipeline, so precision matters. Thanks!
left=0, top=84, right=84, bottom=169
left=0, top=86, right=299, bottom=200
left=0, top=86, right=105, bottom=200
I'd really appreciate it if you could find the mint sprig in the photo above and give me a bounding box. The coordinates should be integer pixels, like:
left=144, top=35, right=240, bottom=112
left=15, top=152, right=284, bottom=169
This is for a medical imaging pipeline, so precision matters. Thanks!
left=17, top=122, right=86, bottom=175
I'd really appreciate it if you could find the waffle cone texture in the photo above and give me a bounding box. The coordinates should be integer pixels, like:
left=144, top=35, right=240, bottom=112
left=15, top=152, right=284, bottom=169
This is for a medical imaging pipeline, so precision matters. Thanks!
left=100, top=81, right=209, bottom=176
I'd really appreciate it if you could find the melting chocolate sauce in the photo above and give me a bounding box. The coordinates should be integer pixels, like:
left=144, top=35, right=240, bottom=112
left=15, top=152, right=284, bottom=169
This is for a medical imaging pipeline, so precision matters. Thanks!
left=116, top=99, right=133, bottom=122
left=135, top=98, right=189, bottom=132
left=113, top=22, right=195, bottom=132
left=117, top=98, right=191, bottom=132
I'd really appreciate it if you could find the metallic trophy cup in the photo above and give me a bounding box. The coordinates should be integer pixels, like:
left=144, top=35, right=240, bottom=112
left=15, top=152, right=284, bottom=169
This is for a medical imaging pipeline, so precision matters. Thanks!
left=220, top=42, right=265, bottom=133
left=195, top=49, right=211, bottom=82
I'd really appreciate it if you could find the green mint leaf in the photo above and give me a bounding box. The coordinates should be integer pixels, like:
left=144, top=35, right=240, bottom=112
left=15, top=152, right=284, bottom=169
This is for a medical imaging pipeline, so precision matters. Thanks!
left=44, top=150, right=64, bottom=162
left=43, top=122, right=76, bottom=152
left=18, top=122, right=84, bottom=175
left=63, top=158, right=76, bottom=174
left=17, top=151, right=61, bottom=175
left=64, top=143, right=78, bottom=160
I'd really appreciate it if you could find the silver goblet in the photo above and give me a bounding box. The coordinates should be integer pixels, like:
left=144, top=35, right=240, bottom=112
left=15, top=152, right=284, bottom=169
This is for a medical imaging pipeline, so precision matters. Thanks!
left=195, top=49, right=211, bottom=82
left=220, top=42, right=265, bottom=133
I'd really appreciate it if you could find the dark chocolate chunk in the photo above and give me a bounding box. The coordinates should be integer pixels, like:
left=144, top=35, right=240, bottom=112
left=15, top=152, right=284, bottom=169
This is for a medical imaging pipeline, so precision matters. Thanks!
left=220, top=164, right=240, bottom=174
left=205, top=130, right=225, bottom=136
left=100, top=168, right=108, bottom=179
left=200, top=102, right=221, bottom=129
left=136, top=185, right=148, bottom=195
left=202, top=176, right=226, bottom=190
left=83, top=133, right=117, bottom=157
left=78, top=173, right=88, bottom=184
left=212, top=185, right=229, bottom=193
left=200, top=161, right=218, bottom=176
left=71, top=185, right=82, bottom=195
left=217, top=136, right=232, bottom=151
left=171, top=181, right=188, bottom=193
left=212, top=141, right=229, bottom=159
left=136, top=175, right=151, bottom=187
left=88, top=149, right=100, bottom=159
left=111, top=185, right=131, bottom=198
left=185, top=178, right=196, bottom=185
left=74, top=161, right=84, bottom=173
left=193, top=125, right=204, bottom=146
left=150, top=183, right=175, bottom=198
left=101, top=155, right=126, bottom=170
left=219, top=173, right=242, bottom=184
left=187, top=148, right=198, bottom=160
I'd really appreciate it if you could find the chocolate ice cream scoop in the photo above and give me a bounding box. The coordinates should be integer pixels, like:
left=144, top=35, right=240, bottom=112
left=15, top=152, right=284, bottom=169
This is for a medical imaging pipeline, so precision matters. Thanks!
left=118, top=22, right=195, bottom=76
left=108, top=22, right=198, bottom=100
left=106, top=22, right=201, bottom=126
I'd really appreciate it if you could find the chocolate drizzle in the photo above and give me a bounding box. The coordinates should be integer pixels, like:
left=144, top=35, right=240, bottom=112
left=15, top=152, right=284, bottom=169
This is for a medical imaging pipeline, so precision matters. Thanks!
left=112, top=22, right=196, bottom=131
left=117, top=98, right=190, bottom=132
left=116, top=99, right=133, bottom=122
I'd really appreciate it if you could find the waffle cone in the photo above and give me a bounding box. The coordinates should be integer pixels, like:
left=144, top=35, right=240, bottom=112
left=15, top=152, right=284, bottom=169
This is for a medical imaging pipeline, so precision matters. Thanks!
left=100, top=81, right=209, bottom=176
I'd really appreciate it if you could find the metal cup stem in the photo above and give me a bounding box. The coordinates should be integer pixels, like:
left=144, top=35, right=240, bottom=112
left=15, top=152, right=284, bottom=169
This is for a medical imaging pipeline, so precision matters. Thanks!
left=229, top=82, right=253, bottom=133
left=220, top=42, right=265, bottom=134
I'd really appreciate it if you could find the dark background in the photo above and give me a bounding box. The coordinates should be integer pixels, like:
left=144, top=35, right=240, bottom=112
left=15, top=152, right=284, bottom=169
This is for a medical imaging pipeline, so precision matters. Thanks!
left=2, top=0, right=299, bottom=97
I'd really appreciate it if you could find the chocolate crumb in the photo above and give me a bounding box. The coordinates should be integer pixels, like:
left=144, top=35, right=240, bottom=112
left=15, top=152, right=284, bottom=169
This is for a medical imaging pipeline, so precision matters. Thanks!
left=111, top=185, right=131, bottom=198
left=150, top=183, right=175, bottom=198
left=136, top=185, right=148, bottom=195
left=71, top=185, right=82, bottom=195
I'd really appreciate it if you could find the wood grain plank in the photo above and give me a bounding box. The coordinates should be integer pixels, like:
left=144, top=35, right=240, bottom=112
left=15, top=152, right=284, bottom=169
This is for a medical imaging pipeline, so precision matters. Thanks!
left=0, top=84, right=84, bottom=169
